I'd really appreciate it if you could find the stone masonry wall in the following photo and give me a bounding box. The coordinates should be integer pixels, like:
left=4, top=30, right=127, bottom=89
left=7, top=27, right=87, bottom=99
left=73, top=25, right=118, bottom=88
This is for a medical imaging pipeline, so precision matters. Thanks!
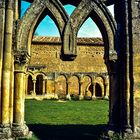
left=30, top=36, right=107, bottom=73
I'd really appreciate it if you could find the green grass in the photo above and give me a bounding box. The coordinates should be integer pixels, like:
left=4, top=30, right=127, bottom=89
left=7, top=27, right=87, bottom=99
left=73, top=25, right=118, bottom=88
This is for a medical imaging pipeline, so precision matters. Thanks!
left=25, top=100, right=109, bottom=140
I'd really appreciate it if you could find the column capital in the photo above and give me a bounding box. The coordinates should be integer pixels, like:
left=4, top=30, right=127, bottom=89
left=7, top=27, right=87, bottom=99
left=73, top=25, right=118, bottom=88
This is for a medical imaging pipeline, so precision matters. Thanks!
left=32, top=79, right=36, bottom=83
left=5, top=0, right=14, bottom=10
left=14, top=50, right=30, bottom=72
left=14, top=50, right=30, bottom=64
left=0, top=1, right=5, bottom=8
left=79, top=81, right=83, bottom=85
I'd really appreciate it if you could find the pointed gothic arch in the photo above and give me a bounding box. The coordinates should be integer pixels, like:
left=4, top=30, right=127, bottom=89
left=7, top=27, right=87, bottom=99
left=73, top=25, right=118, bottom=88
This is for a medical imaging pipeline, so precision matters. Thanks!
left=16, top=0, right=68, bottom=55
left=63, top=0, right=117, bottom=64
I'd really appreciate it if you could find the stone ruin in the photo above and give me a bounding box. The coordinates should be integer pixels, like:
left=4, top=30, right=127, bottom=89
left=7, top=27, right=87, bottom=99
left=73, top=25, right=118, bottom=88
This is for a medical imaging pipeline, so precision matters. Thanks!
left=0, top=0, right=140, bottom=139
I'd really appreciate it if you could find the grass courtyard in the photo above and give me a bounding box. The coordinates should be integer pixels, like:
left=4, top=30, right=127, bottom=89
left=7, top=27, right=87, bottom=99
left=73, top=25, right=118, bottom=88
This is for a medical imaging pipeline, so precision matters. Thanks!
left=25, top=99, right=109, bottom=140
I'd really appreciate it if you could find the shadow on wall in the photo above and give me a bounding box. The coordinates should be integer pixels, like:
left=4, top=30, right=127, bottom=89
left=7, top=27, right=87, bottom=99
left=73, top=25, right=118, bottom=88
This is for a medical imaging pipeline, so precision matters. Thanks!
left=28, top=124, right=107, bottom=140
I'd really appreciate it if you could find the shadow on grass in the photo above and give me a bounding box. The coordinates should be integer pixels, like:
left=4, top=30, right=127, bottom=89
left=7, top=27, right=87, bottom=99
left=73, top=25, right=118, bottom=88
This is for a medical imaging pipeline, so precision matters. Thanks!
left=28, top=124, right=108, bottom=140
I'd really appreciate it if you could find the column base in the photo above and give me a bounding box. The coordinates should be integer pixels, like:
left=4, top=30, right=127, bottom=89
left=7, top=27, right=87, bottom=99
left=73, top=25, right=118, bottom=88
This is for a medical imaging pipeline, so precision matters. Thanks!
left=0, top=124, right=12, bottom=139
left=54, top=94, right=59, bottom=100
left=104, top=95, right=109, bottom=100
left=123, top=126, right=140, bottom=140
left=66, top=94, right=71, bottom=100
left=12, top=123, right=32, bottom=138
left=92, top=95, right=96, bottom=100
left=79, top=95, right=84, bottom=100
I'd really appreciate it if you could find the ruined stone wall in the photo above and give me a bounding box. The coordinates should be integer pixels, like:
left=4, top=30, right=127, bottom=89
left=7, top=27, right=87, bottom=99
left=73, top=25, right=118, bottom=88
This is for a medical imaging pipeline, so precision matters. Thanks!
left=30, top=36, right=107, bottom=73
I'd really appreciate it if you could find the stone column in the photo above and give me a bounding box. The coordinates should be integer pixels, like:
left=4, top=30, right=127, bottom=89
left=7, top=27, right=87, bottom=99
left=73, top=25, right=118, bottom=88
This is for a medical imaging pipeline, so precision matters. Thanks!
left=14, top=0, right=19, bottom=20
left=12, top=51, right=31, bottom=137
left=0, top=0, right=13, bottom=138
left=103, top=76, right=109, bottom=99
left=25, top=76, right=28, bottom=96
left=66, top=80, right=71, bottom=100
left=0, top=0, right=5, bottom=125
left=92, top=82, right=96, bottom=99
left=32, top=79, right=36, bottom=96
left=54, top=80, right=58, bottom=99
left=107, top=61, right=121, bottom=133
left=9, top=55, right=14, bottom=124
left=79, top=81, right=84, bottom=100
left=45, top=78, right=48, bottom=95
left=131, top=0, right=140, bottom=137
left=43, top=79, right=45, bottom=95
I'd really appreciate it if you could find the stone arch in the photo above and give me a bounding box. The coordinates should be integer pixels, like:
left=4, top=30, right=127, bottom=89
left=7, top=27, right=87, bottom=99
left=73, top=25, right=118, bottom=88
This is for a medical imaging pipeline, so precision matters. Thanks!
left=82, top=75, right=92, bottom=98
left=35, top=74, right=44, bottom=95
left=63, top=0, right=117, bottom=64
left=95, top=83, right=103, bottom=97
left=34, top=71, right=46, bottom=78
left=27, top=74, right=33, bottom=95
left=56, top=75, right=67, bottom=100
left=16, top=0, right=68, bottom=55
left=68, top=75, right=79, bottom=98
left=25, top=71, right=35, bottom=96
left=94, top=76, right=105, bottom=97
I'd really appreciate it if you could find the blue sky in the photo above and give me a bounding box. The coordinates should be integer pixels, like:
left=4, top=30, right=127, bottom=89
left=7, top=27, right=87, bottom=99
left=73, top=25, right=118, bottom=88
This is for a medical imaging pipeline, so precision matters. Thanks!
left=21, top=1, right=114, bottom=37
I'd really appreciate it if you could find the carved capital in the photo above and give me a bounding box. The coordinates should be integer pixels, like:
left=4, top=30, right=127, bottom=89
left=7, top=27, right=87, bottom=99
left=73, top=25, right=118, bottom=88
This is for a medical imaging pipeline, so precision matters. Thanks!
left=0, top=1, right=5, bottom=8
left=14, top=50, right=30, bottom=72
left=109, top=50, right=118, bottom=62
left=14, top=50, right=30, bottom=65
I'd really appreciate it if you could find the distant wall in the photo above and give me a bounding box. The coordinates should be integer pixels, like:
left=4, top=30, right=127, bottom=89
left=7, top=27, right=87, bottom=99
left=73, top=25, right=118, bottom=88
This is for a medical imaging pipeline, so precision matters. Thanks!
left=26, top=36, right=109, bottom=100
left=30, top=36, right=107, bottom=73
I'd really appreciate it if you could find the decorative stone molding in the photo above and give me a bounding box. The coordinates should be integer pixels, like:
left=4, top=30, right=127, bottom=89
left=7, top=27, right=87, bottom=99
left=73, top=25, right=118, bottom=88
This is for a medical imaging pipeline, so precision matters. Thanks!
left=14, top=50, right=30, bottom=64
left=12, top=123, right=32, bottom=138
left=0, top=1, right=5, bottom=8
left=0, top=124, right=12, bottom=139
left=109, top=50, right=118, bottom=62
left=14, top=50, right=31, bottom=72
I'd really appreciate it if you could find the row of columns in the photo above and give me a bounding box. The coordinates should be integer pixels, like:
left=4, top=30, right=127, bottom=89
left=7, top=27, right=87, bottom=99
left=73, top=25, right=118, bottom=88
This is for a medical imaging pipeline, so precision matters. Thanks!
left=25, top=77, right=46, bottom=96
left=26, top=76, right=109, bottom=100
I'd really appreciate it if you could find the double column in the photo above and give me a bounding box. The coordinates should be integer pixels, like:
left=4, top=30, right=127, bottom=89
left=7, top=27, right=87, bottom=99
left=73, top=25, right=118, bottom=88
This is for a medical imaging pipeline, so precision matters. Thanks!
left=0, top=0, right=13, bottom=138
left=12, top=51, right=31, bottom=137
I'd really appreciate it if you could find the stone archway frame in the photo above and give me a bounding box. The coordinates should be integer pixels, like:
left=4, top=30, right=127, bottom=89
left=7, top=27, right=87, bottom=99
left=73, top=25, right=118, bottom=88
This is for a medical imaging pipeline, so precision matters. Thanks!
left=63, top=0, right=117, bottom=63
left=16, top=0, right=69, bottom=55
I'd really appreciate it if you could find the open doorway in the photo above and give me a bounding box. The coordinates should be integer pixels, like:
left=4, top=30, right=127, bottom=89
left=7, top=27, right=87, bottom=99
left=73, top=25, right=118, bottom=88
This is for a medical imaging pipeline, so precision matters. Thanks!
left=17, top=0, right=116, bottom=139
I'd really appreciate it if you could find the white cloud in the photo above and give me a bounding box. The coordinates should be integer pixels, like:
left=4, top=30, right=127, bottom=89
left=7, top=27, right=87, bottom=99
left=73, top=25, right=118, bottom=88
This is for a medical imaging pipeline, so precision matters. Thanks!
left=77, top=18, right=102, bottom=37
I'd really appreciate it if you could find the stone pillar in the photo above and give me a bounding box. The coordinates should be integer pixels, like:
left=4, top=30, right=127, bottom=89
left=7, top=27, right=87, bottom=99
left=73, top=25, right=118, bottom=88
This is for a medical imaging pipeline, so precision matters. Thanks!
left=9, top=55, right=14, bottom=124
left=32, top=79, right=36, bottom=96
left=0, top=0, right=5, bottom=125
left=54, top=80, right=58, bottom=99
left=14, top=0, right=19, bottom=20
left=92, top=82, right=96, bottom=99
left=79, top=81, right=84, bottom=100
left=43, top=79, right=45, bottom=95
left=107, top=61, right=121, bottom=133
left=129, top=0, right=140, bottom=137
left=12, top=51, right=31, bottom=138
left=0, top=0, right=13, bottom=138
left=104, top=76, right=109, bottom=99
left=25, top=76, right=28, bottom=96
left=45, top=78, right=47, bottom=94
left=66, top=80, right=71, bottom=100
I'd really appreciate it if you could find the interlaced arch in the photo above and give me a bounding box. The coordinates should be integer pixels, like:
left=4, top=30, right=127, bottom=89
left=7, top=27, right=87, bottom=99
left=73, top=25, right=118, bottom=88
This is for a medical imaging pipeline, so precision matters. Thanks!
left=16, top=0, right=116, bottom=62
